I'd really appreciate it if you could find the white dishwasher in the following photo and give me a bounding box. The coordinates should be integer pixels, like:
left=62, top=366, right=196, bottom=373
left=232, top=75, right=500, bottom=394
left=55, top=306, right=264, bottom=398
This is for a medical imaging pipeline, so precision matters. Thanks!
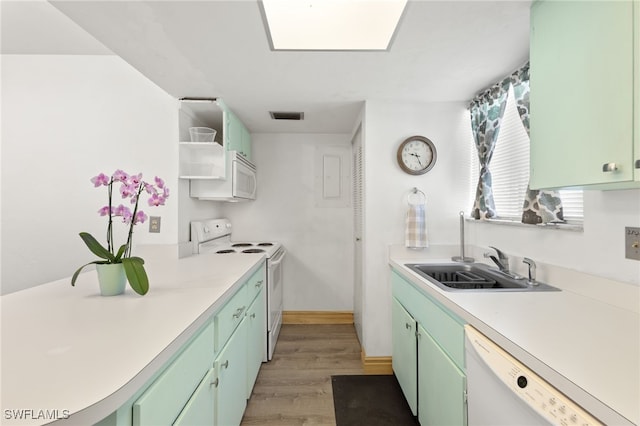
left=464, top=325, right=602, bottom=426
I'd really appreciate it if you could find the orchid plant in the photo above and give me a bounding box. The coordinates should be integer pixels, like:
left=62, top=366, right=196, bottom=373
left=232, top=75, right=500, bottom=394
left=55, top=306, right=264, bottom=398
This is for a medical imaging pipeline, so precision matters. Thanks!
left=71, top=170, right=170, bottom=295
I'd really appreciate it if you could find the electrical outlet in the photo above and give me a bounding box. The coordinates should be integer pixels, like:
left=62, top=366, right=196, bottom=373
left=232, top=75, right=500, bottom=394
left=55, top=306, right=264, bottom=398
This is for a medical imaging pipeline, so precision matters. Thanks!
left=625, top=227, right=640, bottom=261
left=149, top=216, right=161, bottom=233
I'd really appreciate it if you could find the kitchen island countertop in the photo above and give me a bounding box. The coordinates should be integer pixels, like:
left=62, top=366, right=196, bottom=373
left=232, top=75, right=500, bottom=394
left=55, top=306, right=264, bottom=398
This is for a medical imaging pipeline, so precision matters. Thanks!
left=0, top=250, right=265, bottom=425
left=389, top=255, right=639, bottom=426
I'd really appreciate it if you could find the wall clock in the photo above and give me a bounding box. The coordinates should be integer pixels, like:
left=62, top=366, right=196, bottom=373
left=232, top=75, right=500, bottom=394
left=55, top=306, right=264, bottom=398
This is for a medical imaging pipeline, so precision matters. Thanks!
left=396, top=136, right=437, bottom=175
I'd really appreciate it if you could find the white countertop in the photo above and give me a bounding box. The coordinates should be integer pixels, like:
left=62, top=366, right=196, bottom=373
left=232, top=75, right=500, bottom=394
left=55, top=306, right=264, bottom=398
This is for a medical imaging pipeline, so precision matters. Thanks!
left=0, top=250, right=265, bottom=426
left=389, top=255, right=640, bottom=426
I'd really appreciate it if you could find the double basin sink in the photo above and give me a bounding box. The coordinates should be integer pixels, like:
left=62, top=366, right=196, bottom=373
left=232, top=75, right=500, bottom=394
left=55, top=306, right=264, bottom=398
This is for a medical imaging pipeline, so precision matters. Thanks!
left=405, top=262, right=559, bottom=292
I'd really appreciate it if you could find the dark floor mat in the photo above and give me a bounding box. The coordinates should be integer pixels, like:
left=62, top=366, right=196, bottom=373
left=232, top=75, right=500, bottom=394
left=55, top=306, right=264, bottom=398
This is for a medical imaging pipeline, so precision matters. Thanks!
left=331, top=374, right=419, bottom=426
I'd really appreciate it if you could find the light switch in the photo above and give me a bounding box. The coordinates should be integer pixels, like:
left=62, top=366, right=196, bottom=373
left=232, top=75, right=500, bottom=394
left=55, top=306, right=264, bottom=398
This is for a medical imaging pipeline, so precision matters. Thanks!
left=625, top=227, right=640, bottom=261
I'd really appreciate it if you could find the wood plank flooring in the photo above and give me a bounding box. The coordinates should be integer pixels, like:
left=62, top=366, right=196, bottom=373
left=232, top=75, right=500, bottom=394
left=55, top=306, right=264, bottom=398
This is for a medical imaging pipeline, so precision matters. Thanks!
left=241, top=324, right=364, bottom=426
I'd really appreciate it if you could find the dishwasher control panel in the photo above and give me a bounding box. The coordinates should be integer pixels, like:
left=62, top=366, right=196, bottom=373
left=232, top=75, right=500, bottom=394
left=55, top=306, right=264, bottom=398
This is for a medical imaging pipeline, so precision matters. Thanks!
left=465, top=326, right=603, bottom=426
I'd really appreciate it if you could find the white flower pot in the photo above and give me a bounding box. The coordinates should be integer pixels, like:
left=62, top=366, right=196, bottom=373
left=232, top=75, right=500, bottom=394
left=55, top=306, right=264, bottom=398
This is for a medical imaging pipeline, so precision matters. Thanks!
left=96, top=263, right=126, bottom=296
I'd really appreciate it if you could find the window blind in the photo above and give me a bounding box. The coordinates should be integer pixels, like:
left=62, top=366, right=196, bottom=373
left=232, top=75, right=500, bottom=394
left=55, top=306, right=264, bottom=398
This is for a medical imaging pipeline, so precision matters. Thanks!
left=469, top=85, right=583, bottom=223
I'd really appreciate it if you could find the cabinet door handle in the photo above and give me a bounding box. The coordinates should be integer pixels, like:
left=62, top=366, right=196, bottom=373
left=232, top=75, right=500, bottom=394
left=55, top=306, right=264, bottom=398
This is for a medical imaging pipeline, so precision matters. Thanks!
left=255, top=280, right=263, bottom=288
left=635, top=159, right=640, bottom=169
left=602, top=162, right=618, bottom=172
left=405, top=322, right=412, bottom=330
left=222, top=360, right=229, bottom=369
left=211, top=378, right=219, bottom=388
left=232, top=306, right=246, bottom=319
left=250, top=313, right=256, bottom=319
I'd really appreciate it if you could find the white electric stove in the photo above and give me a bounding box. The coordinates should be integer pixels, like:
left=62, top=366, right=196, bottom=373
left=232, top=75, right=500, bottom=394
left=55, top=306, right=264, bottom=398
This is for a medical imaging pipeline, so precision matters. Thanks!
left=190, top=218, right=284, bottom=361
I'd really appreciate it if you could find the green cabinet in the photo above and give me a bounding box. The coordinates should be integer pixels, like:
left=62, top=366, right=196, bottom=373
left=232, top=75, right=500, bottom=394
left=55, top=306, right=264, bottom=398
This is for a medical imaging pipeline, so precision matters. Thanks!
left=178, top=98, right=252, bottom=182
left=173, top=367, right=216, bottom=426
left=226, top=109, right=252, bottom=161
left=391, top=270, right=467, bottom=426
left=120, top=262, right=267, bottom=426
left=215, top=317, right=248, bottom=426
left=391, top=298, right=417, bottom=416
left=246, top=286, right=266, bottom=398
left=132, top=321, right=215, bottom=425
left=529, top=0, right=639, bottom=189
left=418, top=324, right=467, bottom=426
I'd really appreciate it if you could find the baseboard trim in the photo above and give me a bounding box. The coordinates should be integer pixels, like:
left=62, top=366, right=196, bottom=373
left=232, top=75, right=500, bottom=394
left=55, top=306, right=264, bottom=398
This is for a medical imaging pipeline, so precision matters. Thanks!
left=282, top=310, right=354, bottom=325
left=361, top=350, right=393, bottom=375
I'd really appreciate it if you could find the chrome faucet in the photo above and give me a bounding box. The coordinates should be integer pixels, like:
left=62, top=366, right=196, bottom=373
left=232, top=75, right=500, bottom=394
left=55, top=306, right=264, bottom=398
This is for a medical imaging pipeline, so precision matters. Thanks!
left=522, top=257, right=538, bottom=286
left=483, top=246, right=510, bottom=273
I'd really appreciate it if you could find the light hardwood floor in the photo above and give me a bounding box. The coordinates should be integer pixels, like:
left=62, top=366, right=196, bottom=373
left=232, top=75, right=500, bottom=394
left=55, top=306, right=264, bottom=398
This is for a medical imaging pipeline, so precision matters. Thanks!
left=241, top=324, right=364, bottom=426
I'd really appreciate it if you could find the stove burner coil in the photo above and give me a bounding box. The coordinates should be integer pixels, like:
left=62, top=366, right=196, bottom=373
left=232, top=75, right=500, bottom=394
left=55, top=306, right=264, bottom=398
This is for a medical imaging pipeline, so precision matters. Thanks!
left=232, top=243, right=253, bottom=247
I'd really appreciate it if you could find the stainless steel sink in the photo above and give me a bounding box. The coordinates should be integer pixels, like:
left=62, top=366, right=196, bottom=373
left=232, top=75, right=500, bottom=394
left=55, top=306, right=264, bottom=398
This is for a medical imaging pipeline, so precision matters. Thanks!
left=405, top=263, right=559, bottom=292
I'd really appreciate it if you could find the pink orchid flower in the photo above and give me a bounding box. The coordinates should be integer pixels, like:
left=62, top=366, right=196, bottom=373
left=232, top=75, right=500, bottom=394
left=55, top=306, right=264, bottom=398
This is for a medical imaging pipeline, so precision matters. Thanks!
left=129, top=173, right=143, bottom=187
left=148, top=194, right=166, bottom=207
left=112, top=169, right=129, bottom=182
left=98, top=206, right=111, bottom=216
left=90, top=173, right=110, bottom=187
left=120, top=183, right=138, bottom=199
left=134, top=211, right=148, bottom=225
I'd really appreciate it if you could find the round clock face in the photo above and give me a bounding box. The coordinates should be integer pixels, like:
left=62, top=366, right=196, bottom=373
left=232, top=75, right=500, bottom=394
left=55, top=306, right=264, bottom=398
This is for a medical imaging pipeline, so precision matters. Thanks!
left=397, top=136, right=437, bottom=175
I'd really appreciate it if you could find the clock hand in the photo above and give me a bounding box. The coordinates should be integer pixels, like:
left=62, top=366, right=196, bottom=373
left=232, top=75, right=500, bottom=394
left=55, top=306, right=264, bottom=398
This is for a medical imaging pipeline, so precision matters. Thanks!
left=410, top=152, right=423, bottom=166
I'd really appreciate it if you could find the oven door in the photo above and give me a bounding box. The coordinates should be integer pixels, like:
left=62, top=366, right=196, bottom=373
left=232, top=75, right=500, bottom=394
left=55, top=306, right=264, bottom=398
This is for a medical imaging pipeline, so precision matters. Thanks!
left=267, top=248, right=285, bottom=360
left=232, top=157, right=257, bottom=200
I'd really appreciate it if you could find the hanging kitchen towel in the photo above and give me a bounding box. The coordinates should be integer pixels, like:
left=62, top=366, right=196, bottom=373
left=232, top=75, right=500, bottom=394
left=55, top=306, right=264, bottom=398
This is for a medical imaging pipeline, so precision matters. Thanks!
left=405, top=203, right=429, bottom=249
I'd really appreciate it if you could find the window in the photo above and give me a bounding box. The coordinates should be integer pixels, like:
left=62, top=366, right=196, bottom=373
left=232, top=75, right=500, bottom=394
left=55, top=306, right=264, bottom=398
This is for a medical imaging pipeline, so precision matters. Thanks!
left=469, top=85, right=583, bottom=224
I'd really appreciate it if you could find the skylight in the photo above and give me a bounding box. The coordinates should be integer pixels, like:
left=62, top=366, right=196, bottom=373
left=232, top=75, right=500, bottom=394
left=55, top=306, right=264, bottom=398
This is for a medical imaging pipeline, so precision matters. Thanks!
left=261, top=0, right=407, bottom=51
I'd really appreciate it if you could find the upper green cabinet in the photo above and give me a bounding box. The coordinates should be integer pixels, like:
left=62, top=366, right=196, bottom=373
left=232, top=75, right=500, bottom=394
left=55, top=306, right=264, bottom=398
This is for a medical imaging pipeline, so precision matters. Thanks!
left=178, top=99, right=252, bottom=180
left=226, top=109, right=252, bottom=160
left=529, top=0, right=639, bottom=189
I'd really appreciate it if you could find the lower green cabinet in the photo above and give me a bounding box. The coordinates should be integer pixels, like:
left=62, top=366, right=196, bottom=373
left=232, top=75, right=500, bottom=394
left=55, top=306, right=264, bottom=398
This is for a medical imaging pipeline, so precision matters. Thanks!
left=124, top=262, right=267, bottom=426
left=173, top=367, right=216, bottom=426
left=246, top=287, right=266, bottom=398
left=418, top=323, right=467, bottom=426
left=392, top=298, right=417, bottom=416
left=132, top=321, right=215, bottom=425
left=216, top=317, right=249, bottom=426
left=391, top=269, right=468, bottom=426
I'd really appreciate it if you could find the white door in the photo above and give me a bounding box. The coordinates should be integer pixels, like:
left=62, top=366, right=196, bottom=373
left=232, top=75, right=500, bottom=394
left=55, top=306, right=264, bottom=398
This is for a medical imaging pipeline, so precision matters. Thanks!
left=352, top=125, right=364, bottom=344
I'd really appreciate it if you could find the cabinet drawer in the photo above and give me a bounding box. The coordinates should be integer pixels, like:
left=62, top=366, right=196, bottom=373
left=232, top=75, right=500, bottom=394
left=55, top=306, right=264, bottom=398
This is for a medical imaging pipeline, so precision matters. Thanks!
left=246, top=263, right=266, bottom=304
left=215, top=283, right=249, bottom=351
left=133, top=321, right=215, bottom=426
left=392, top=270, right=465, bottom=369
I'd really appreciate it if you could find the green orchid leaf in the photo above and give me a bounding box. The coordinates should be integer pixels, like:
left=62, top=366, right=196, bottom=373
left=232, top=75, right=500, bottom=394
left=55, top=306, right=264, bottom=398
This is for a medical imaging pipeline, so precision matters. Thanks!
left=114, top=244, right=127, bottom=262
left=122, top=257, right=149, bottom=295
left=79, top=232, right=115, bottom=262
left=71, top=261, right=102, bottom=286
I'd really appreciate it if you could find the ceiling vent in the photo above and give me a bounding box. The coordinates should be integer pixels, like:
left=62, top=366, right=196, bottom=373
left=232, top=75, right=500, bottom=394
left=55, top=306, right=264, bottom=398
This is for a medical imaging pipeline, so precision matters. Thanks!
left=269, top=111, right=304, bottom=120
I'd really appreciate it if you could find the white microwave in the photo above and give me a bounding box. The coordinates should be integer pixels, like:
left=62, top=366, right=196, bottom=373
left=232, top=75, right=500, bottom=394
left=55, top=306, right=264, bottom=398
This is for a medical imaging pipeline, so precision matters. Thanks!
left=190, top=151, right=256, bottom=201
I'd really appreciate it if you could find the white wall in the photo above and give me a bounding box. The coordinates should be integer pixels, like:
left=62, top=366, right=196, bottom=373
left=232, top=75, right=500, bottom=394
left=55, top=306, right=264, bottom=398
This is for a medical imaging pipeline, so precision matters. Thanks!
left=1, top=55, right=179, bottom=294
left=361, top=100, right=472, bottom=355
left=222, top=133, right=354, bottom=311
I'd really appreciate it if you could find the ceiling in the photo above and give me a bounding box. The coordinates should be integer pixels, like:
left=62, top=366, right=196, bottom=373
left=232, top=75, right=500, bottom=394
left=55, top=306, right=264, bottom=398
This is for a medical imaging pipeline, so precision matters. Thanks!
left=2, top=0, right=531, bottom=134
